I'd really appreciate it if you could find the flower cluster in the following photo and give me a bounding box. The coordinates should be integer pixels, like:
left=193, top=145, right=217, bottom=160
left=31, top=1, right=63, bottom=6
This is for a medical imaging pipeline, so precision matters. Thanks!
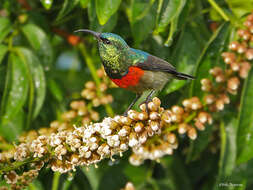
left=11, top=97, right=171, bottom=174
left=1, top=13, right=253, bottom=190
left=129, top=97, right=212, bottom=165
left=128, top=13, right=253, bottom=165
left=81, top=68, right=115, bottom=108
left=2, top=161, right=44, bottom=190
left=201, top=13, right=253, bottom=112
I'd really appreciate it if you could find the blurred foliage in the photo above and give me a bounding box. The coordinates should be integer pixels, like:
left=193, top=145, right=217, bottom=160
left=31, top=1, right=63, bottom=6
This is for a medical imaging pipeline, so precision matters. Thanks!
left=0, top=0, right=253, bottom=189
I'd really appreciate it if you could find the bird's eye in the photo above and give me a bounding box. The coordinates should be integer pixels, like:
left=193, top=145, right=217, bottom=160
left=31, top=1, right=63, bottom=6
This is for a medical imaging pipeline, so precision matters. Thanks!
left=101, top=37, right=111, bottom=44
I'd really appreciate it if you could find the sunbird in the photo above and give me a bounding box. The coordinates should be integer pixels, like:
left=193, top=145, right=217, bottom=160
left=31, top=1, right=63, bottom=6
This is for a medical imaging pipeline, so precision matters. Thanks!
left=75, top=29, right=194, bottom=115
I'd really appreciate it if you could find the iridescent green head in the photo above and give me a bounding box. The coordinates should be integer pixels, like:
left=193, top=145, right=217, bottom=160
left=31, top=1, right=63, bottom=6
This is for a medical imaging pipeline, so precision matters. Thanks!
left=75, top=29, right=130, bottom=72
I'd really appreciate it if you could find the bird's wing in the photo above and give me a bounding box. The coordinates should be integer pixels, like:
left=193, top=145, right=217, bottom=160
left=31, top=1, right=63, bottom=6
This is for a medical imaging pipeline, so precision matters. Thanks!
left=136, top=54, right=176, bottom=73
left=136, top=55, right=195, bottom=80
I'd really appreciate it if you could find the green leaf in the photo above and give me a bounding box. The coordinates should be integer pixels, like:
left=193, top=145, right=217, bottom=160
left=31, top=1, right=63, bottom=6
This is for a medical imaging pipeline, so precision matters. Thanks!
left=212, top=113, right=238, bottom=189
left=0, top=44, right=8, bottom=64
left=237, top=66, right=253, bottom=164
left=0, top=17, right=12, bottom=43
left=88, top=0, right=118, bottom=32
left=127, top=0, right=156, bottom=24
left=22, top=24, right=53, bottom=67
left=0, top=53, right=29, bottom=140
left=41, top=0, right=53, bottom=10
left=160, top=156, right=193, bottom=190
left=162, top=25, right=201, bottom=94
left=130, top=1, right=157, bottom=45
left=226, top=0, right=253, bottom=18
left=82, top=166, right=106, bottom=190
left=28, top=180, right=44, bottom=190
left=190, top=22, right=230, bottom=97
left=0, top=110, right=25, bottom=142
left=186, top=124, right=213, bottom=162
left=0, top=65, right=6, bottom=89
left=155, top=0, right=186, bottom=33
left=95, top=0, right=121, bottom=25
left=187, top=23, right=230, bottom=161
left=123, top=165, right=148, bottom=186
left=55, top=0, right=80, bottom=23
left=48, top=79, right=64, bottom=102
left=16, top=47, right=46, bottom=119
left=97, top=164, right=127, bottom=190
left=80, top=0, right=90, bottom=8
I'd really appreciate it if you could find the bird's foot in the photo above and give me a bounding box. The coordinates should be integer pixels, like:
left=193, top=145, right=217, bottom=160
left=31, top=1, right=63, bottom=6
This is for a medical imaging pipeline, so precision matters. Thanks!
left=123, top=110, right=129, bottom=117
left=139, top=97, right=152, bottom=115
left=123, top=94, right=142, bottom=117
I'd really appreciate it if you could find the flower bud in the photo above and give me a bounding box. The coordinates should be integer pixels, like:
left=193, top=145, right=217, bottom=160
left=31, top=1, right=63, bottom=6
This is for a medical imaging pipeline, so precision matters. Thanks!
left=138, top=112, right=148, bottom=120
left=219, top=94, right=230, bottom=104
left=171, top=105, right=184, bottom=115
left=139, top=103, right=147, bottom=112
left=195, top=120, right=205, bottom=131
left=70, top=101, right=85, bottom=110
left=92, top=98, right=101, bottom=107
left=187, top=127, right=197, bottom=140
left=221, top=53, right=235, bottom=64
left=78, top=107, right=88, bottom=116
left=230, top=62, right=240, bottom=71
left=149, top=112, right=160, bottom=120
left=166, top=133, right=177, bottom=144
left=70, top=154, right=79, bottom=164
left=124, top=182, right=135, bottom=190
left=227, top=77, right=240, bottom=91
left=204, top=94, right=215, bottom=105
left=182, top=99, right=191, bottom=108
left=134, top=122, right=144, bottom=133
left=229, top=41, right=239, bottom=51
left=148, top=101, right=158, bottom=112
left=215, top=74, right=225, bottom=83
left=178, top=123, right=188, bottom=134
left=161, top=110, right=172, bottom=123
left=120, top=116, right=132, bottom=125
left=152, top=97, right=161, bottom=107
left=96, top=68, right=105, bottom=78
left=129, top=133, right=139, bottom=147
left=215, top=99, right=224, bottom=111
left=245, top=49, right=253, bottom=60
left=244, top=20, right=253, bottom=28
left=85, top=81, right=96, bottom=90
left=237, top=44, right=247, bottom=54
left=61, top=110, right=76, bottom=121
left=198, top=112, right=208, bottom=123
left=150, top=121, right=160, bottom=131
left=128, top=110, right=139, bottom=120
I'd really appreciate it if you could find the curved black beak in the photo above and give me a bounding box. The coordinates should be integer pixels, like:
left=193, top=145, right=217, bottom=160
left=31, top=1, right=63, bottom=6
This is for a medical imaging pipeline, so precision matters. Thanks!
left=74, top=29, right=100, bottom=40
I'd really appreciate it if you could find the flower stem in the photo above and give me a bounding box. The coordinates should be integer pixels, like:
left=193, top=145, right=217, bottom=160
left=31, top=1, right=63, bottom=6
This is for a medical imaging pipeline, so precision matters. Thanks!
left=207, top=0, right=229, bottom=21
left=185, top=112, right=197, bottom=123
left=52, top=172, right=61, bottom=190
left=0, top=156, right=45, bottom=175
left=78, top=44, right=101, bottom=86
left=78, top=43, right=114, bottom=117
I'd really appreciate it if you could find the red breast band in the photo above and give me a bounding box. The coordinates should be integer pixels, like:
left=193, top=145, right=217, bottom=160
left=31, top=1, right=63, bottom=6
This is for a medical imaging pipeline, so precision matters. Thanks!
left=110, top=66, right=144, bottom=88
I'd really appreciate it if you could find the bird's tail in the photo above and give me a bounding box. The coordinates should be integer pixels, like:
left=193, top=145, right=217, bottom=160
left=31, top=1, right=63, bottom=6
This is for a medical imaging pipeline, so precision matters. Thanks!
left=175, top=72, right=195, bottom=80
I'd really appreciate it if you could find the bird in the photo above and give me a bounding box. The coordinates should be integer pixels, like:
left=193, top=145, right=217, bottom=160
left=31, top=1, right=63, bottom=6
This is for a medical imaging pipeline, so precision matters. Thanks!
left=75, top=29, right=195, bottom=116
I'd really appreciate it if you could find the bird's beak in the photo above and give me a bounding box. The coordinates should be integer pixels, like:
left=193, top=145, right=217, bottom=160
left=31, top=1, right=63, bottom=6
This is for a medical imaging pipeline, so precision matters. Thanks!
left=74, top=29, right=100, bottom=40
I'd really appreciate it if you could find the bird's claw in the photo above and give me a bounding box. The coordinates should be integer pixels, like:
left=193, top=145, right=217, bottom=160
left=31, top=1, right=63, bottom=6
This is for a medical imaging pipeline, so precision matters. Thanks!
left=123, top=110, right=128, bottom=117
left=139, top=97, right=152, bottom=115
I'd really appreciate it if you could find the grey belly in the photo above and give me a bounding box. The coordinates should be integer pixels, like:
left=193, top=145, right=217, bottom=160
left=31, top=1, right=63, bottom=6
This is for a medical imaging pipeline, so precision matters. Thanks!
left=126, top=71, right=170, bottom=93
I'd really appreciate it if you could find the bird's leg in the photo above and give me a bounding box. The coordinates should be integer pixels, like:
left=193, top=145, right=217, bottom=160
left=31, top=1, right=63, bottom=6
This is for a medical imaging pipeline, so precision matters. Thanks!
left=140, top=90, right=156, bottom=114
left=123, top=93, right=142, bottom=116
